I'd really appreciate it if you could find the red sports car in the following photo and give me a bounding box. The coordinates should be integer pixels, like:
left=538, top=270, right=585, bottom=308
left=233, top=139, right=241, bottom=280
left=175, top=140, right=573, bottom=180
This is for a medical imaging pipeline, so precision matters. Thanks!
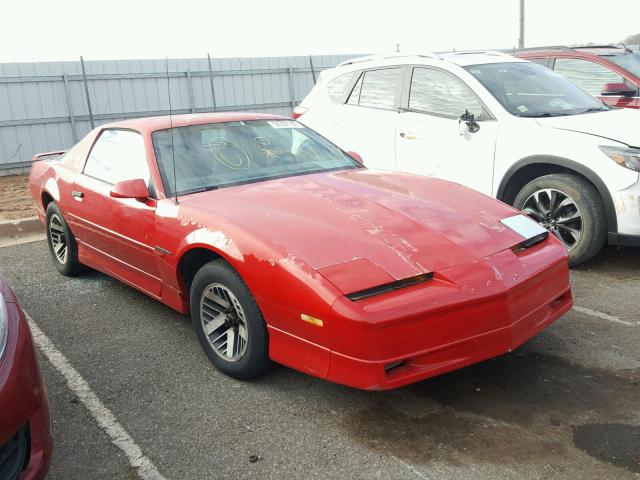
left=0, top=274, right=52, bottom=479
left=29, top=113, right=572, bottom=390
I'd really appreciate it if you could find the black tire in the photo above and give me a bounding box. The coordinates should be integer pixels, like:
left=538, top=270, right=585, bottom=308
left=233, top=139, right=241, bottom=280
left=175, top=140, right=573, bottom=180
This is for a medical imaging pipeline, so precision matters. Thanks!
left=45, top=202, right=85, bottom=276
left=190, top=259, right=270, bottom=380
left=513, top=173, right=607, bottom=266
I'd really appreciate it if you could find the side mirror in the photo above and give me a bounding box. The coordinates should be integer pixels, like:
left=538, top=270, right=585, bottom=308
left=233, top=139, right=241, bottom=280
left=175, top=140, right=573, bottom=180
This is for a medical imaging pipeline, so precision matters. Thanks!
left=601, top=82, right=636, bottom=97
left=347, top=151, right=364, bottom=164
left=459, top=110, right=480, bottom=134
left=110, top=178, right=150, bottom=200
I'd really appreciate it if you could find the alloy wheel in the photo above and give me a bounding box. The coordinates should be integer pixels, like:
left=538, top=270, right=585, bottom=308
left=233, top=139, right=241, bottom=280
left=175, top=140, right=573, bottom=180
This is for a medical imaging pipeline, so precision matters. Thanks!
left=200, top=283, right=248, bottom=361
left=522, top=188, right=583, bottom=251
left=49, top=213, right=68, bottom=264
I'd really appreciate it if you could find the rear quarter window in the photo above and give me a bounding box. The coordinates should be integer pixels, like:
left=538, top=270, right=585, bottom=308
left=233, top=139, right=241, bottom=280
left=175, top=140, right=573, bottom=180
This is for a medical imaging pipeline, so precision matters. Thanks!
left=326, top=71, right=360, bottom=103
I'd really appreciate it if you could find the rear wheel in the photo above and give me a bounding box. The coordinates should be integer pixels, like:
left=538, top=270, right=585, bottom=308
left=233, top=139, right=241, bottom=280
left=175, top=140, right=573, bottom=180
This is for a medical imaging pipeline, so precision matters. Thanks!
left=45, top=202, right=85, bottom=276
left=513, top=173, right=607, bottom=266
left=190, top=260, right=270, bottom=380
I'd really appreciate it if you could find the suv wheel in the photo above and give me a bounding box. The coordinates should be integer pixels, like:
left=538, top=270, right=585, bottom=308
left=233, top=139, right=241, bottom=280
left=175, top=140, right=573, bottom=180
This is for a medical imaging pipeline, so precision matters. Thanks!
left=513, top=173, right=606, bottom=266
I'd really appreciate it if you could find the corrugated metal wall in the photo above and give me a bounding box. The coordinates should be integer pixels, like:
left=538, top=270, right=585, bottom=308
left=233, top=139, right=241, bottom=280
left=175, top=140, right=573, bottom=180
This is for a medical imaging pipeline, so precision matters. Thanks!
left=0, top=54, right=357, bottom=173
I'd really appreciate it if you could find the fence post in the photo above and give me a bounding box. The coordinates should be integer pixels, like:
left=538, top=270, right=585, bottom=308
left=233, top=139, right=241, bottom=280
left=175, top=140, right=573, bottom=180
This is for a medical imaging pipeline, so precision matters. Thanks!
left=207, top=54, right=217, bottom=112
left=80, top=56, right=95, bottom=129
left=186, top=70, right=196, bottom=113
left=62, top=74, right=79, bottom=142
left=308, top=55, right=317, bottom=84
left=287, top=67, right=295, bottom=110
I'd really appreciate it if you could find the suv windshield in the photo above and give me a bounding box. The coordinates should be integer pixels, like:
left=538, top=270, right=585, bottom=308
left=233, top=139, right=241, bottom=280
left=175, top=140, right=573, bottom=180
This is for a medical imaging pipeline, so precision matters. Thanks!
left=604, top=52, right=640, bottom=77
left=465, top=62, right=607, bottom=117
left=152, top=120, right=359, bottom=196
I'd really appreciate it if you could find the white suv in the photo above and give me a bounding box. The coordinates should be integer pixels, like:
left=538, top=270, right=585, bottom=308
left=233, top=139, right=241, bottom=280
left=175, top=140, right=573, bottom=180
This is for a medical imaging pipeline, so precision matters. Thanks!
left=295, top=52, right=640, bottom=265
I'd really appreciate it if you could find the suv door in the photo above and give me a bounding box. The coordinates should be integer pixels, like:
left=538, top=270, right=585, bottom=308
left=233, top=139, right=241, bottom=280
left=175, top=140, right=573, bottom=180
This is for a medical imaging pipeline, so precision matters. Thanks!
left=395, top=66, right=497, bottom=195
left=67, top=128, right=162, bottom=297
left=553, top=57, right=639, bottom=108
left=338, top=67, right=403, bottom=169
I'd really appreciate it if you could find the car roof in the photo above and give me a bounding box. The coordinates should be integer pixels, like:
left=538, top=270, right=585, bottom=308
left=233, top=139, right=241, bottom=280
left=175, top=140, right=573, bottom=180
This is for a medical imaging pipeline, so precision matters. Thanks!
left=99, top=112, right=289, bottom=133
left=516, top=45, right=632, bottom=57
left=335, top=51, right=527, bottom=72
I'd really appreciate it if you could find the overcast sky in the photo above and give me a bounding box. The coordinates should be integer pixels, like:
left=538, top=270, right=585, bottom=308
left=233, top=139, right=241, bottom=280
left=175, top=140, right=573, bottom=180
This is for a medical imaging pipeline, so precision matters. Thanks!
left=1, top=0, right=637, bottom=63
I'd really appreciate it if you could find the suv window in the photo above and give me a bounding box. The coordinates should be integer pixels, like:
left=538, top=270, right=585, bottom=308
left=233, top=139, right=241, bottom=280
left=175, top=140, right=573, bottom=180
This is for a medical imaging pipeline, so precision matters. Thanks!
left=409, top=67, right=484, bottom=119
left=348, top=68, right=401, bottom=110
left=84, top=129, right=150, bottom=186
left=554, top=58, right=624, bottom=96
left=327, top=71, right=359, bottom=103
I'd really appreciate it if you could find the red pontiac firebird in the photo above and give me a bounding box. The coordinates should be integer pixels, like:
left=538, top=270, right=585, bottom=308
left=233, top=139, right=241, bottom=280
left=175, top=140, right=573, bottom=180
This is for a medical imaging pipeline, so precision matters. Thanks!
left=0, top=275, right=52, bottom=479
left=29, top=113, right=572, bottom=390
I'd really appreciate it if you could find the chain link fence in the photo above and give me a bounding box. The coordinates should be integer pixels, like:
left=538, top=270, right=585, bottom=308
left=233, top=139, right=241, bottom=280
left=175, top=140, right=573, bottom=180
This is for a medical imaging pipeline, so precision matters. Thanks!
left=0, top=54, right=358, bottom=175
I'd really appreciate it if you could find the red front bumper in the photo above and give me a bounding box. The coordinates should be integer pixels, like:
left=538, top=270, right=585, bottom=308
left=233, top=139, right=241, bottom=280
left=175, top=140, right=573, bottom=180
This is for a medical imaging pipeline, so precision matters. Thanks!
left=328, top=240, right=572, bottom=390
left=0, top=300, right=52, bottom=480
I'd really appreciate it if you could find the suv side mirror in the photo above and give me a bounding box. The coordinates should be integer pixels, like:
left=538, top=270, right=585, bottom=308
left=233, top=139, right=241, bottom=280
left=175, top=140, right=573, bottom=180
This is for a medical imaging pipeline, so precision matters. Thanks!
left=601, top=82, right=636, bottom=97
left=347, top=151, right=364, bottom=164
left=459, top=110, right=480, bottom=134
left=110, top=178, right=150, bottom=200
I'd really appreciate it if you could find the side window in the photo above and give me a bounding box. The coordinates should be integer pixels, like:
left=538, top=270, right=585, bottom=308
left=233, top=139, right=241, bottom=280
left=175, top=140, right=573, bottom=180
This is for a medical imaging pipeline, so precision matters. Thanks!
left=327, top=71, right=360, bottom=103
left=409, top=68, right=484, bottom=119
left=554, top=58, right=624, bottom=96
left=529, top=58, right=550, bottom=68
left=84, top=129, right=150, bottom=186
left=348, top=68, right=401, bottom=110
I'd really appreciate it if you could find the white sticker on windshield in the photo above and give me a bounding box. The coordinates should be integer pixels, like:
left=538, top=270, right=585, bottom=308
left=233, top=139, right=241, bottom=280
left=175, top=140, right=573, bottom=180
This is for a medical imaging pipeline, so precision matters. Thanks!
left=267, top=120, right=304, bottom=129
left=517, top=105, right=528, bottom=113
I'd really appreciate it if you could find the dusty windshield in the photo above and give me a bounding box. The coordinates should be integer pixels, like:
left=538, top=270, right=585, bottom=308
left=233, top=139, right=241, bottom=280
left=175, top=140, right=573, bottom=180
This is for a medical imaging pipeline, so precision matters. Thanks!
left=152, top=120, right=359, bottom=196
left=466, top=62, right=607, bottom=117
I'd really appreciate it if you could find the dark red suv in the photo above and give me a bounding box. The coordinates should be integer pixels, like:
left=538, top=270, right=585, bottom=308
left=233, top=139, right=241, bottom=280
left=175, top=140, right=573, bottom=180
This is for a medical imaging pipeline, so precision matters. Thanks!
left=516, top=46, right=640, bottom=109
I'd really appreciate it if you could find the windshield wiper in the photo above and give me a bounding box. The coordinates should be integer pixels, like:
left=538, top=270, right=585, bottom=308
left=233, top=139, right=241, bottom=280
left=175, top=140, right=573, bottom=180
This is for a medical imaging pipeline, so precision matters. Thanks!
left=577, top=107, right=610, bottom=114
left=517, top=112, right=572, bottom=118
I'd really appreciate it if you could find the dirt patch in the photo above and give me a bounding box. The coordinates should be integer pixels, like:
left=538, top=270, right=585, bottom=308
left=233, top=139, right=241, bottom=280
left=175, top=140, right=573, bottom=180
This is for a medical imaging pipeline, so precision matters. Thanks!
left=0, top=175, right=36, bottom=220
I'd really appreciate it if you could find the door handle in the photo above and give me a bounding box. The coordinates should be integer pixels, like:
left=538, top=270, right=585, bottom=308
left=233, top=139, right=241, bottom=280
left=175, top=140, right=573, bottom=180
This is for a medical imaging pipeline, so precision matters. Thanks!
left=399, top=132, right=417, bottom=140
left=71, top=191, right=84, bottom=201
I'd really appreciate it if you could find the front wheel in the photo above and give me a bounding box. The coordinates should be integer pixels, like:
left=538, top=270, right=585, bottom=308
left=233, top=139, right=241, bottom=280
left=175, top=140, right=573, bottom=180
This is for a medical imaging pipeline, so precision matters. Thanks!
left=513, top=173, right=607, bottom=266
left=190, top=260, right=270, bottom=380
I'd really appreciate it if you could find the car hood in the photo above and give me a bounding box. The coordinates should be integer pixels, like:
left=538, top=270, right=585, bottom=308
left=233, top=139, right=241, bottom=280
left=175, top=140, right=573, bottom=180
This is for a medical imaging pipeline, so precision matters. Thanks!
left=178, top=169, right=527, bottom=289
left=535, top=108, right=640, bottom=147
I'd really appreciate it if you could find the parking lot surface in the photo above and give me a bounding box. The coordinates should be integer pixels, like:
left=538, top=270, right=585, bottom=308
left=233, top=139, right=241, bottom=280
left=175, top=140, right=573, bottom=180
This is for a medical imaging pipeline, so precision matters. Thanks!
left=1, top=239, right=639, bottom=480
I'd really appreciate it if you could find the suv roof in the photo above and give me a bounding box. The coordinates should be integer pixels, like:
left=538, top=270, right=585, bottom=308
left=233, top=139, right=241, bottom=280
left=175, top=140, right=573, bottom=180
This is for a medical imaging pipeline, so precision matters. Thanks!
left=336, top=51, right=526, bottom=70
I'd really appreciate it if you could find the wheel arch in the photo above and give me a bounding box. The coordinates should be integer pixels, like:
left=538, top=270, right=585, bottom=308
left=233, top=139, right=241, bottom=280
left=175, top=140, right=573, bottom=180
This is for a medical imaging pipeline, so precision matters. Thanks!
left=176, top=245, right=232, bottom=303
left=497, top=155, right=617, bottom=233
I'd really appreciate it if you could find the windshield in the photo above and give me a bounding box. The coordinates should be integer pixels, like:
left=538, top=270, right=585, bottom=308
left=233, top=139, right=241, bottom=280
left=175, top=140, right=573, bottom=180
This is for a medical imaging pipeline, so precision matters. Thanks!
left=604, top=53, right=640, bottom=77
left=465, top=62, right=607, bottom=117
left=152, top=120, right=359, bottom=196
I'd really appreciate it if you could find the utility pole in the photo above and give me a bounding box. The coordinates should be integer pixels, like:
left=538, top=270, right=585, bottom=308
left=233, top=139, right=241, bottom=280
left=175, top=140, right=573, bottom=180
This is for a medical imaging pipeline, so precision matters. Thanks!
left=518, top=0, right=525, bottom=49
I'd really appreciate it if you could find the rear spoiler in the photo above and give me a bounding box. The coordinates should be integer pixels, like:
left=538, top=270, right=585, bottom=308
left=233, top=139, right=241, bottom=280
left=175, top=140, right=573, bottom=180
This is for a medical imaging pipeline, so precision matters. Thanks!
left=32, top=150, right=66, bottom=161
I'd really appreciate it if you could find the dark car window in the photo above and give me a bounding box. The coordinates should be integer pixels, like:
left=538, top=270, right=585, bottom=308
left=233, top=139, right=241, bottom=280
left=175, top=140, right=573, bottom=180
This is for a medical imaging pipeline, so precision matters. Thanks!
left=409, top=67, right=484, bottom=119
left=554, top=58, right=624, bottom=96
left=327, top=71, right=360, bottom=103
left=84, top=129, right=150, bottom=186
left=350, top=68, right=401, bottom=110
left=152, top=120, right=359, bottom=197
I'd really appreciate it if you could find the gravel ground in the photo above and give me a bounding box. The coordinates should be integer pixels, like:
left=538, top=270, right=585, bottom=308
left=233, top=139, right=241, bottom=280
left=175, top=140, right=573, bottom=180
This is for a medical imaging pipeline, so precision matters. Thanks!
left=0, top=240, right=638, bottom=480
left=0, top=174, right=36, bottom=220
